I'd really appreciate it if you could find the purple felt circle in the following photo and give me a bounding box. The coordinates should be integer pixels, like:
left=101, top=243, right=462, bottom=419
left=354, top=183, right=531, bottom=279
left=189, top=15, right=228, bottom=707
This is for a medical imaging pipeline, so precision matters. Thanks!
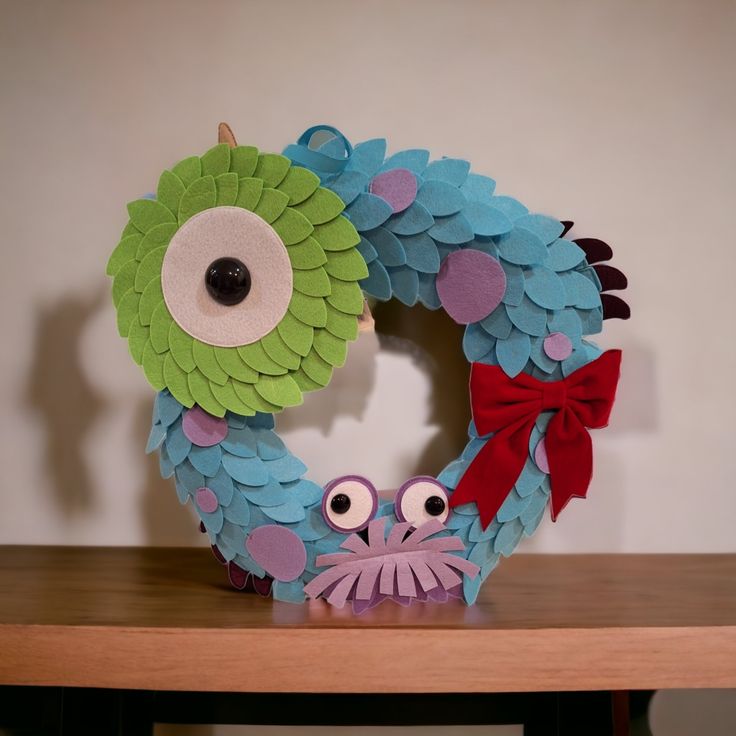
left=321, top=475, right=378, bottom=533
left=369, top=168, right=417, bottom=213
left=195, top=487, right=219, bottom=514
left=436, top=249, right=506, bottom=325
left=395, top=476, right=449, bottom=526
left=182, top=406, right=228, bottom=447
left=245, top=524, right=307, bottom=582
left=544, top=332, right=573, bottom=361
left=534, top=438, right=550, bottom=474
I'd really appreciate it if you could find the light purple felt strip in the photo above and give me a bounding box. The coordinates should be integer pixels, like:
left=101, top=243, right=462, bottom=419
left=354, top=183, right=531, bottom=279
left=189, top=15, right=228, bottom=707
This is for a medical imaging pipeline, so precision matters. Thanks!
left=182, top=406, right=228, bottom=447
left=340, top=534, right=371, bottom=555
left=404, top=518, right=445, bottom=546
left=355, top=563, right=382, bottom=600
left=379, top=559, right=396, bottom=596
left=369, top=168, right=417, bottom=213
left=413, top=536, right=466, bottom=552
left=395, top=558, right=417, bottom=598
left=410, top=557, right=440, bottom=592
left=386, top=520, right=413, bottom=549
left=368, top=517, right=387, bottom=551
left=427, top=559, right=462, bottom=589
left=327, top=572, right=358, bottom=609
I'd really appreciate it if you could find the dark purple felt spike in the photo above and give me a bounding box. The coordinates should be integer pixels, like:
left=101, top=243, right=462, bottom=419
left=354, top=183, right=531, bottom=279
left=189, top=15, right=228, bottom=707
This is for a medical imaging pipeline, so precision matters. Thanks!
left=560, top=220, right=574, bottom=237
left=574, top=238, right=613, bottom=264
left=211, top=545, right=227, bottom=565
left=601, top=293, right=631, bottom=320
left=251, top=574, right=273, bottom=597
left=228, top=561, right=248, bottom=589
left=199, top=521, right=206, bottom=533
left=594, top=264, right=628, bottom=291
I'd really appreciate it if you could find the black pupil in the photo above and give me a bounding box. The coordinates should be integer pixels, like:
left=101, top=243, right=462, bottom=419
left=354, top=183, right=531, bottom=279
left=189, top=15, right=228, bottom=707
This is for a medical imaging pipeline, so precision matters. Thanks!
left=424, top=495, right=446, bottom=516
left=205, top=257, right=251, bottom=306
left=330, top=493, right=351, bottom=514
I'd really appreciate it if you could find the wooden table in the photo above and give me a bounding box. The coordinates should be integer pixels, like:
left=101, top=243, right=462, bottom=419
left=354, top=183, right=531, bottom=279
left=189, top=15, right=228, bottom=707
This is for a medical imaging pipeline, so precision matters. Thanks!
left=0, top=547, right=734, bottom=734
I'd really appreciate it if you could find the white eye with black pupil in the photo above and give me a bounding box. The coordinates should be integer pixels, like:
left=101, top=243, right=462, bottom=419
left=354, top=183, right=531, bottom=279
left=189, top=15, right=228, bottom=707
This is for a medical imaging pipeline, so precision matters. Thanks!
left=205, top=257, right=251, bottom=306
left=395, top=477, right=450, bottom=527
left=322, top=476, right=378, bottom=533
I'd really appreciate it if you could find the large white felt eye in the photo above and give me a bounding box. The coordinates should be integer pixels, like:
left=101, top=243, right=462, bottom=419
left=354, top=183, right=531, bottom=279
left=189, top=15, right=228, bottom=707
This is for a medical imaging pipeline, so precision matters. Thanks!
left=322, top=476, right=378, bottom=533
left=395, top=476, right=450, bottom=527
left=161, top=206, right=293, bottom=348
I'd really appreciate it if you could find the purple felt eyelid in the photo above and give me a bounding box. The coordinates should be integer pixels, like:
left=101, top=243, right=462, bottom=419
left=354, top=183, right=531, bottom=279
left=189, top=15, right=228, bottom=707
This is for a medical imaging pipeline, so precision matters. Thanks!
left=394, top=476, right=449, bottom=524
left=321, top=474, right=379, bottom=533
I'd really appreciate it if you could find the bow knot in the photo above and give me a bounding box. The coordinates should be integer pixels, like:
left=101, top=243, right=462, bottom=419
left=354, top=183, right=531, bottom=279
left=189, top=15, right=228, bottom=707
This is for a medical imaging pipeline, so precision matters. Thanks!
left=449, top=350, right=622, bottom=529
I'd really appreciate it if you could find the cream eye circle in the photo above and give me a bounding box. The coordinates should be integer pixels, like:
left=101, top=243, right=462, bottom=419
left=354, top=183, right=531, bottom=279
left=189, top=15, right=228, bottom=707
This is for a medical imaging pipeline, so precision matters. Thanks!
left=161, top=206, right=293, bottom=348
left=395, top=476, right=450, bottom=526
left=322, top=476, right=378, bottom=533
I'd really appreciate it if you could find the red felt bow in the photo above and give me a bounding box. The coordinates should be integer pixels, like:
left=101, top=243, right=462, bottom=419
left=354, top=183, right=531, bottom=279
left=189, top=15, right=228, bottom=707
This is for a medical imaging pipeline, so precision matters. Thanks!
left=449, top=350, right=622, bottom=529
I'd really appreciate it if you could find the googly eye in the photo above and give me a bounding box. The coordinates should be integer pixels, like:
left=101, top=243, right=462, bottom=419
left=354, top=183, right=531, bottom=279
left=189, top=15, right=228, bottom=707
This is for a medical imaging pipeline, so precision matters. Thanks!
left=161, top=206, right=293, bottom=348
left=321, top=475, right=378, bottom=533
left=395, top=476, right=450, bottom=527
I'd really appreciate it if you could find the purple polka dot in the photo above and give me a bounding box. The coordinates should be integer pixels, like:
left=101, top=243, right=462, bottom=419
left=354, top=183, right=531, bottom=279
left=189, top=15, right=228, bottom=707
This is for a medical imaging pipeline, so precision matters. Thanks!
left=436, top=249, right=506, bottom=325
left=534, top=438, right=550, bottom=474
left=544, top=332, right=573, bottom=361
left=245, top=525, right=307, bottom=582
left=369, top=168, right=417, bottom=213
left=182, top=406, right=228, bottom=447
left=196, top=487, right=219, bottom=513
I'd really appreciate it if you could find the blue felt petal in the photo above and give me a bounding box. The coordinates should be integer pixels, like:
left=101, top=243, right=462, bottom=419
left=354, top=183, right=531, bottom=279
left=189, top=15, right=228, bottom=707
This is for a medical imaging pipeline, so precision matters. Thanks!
left=329, top=170, right=368, bottom=206
left=385, top=201, right=434, bottom=236
left=520, top=486, right=549, bottom=527
left=463, top=323, right=496, bottom=361
left=159, top=445, right=175, bottom=479
left=435, top=243, right=459, bottom=263
left=468, top=516, right=501, bottom=543
left=247, top=412, right=275, bottom=430
left=417, top=272, right=441, bottom=309
left=174, top=459, right=204, bottom=492
left=146, top=423, right=166, bottom=454
left=545, top=238, right=586, bottom=271
left=416, top=179, right=466, bottom=216
left=221, top=426, right=257, bottom=458
left=466, top=238, right=499, bottom=258
left=493, top=518, right=524, bottom=556
left=402, top=233, right=440, bottom=273
left=388, top=266, right=419, bottom=306
left=188, top=444, right=222, bottom=477
left=174, top=476, right=189, bottom=504
left=285, top=478, right=324, bottom=507
left=496, top=328, right=531, bottom=377
left=266, top=454, right=308, bottom=483
left=165, top=423, right=192, bottom=466
left=379, top=149, right=429, bottom=175
left=438, top=458, right=470, bottom=489
left=530, top=337, right=559, bottom=373
left=347, top=139, right=387, bottom=177
left=360, top=259, right=392, bottom=300
left=497, top=228, right=547, bottom=265
left=272, top=579, right=307, bottom=603
left=489, top=196, right=529, bottom=220
left=238, top=478, right=290, bottom=506
left=262, top=499, right=307, bottom=523
left=222, top=454, right=269, bottom=486
left=218, top=519, right=246, bottom=553
left=506, top=296, right=548, bottom=337
left=581, top=266, right=602, bottom=291
left=444, top=511, right=475, bottom=530
left=561, top=346, right=592, bottom=376
left=515, top=214, right=564, bottom=245
left=468, top=539, right=493, bottom=568
left=255, top=430, right=287, bottom=460
left=288, top=508, right=332, bottom=542
left=461, top=437, right=487, bottom=462
left=460, top=173, right=496, bottom=202
left=223, top=490, right=251, bottom=525
left=356, top=236, right=378, bottom=264
left=428, top=213, right=474, bottom=245
left=497, top=489, right=534, bottom=523
left=548, top=308, right=583, bottom=345
left=423, top=158, right=470, bottom=186
left=463, top=573, right=483, bottom=605
left=500, top=261, right=524, bottom=306
left=578, top=307, right=603, bottom=336
left=226, top=413, right=247, bottom=429
left=367, top=226, right=406, bottom=266
left=560, top=271, right=602, bottom=309
left=155, top=390, right=184, bottom=427
left=463, top=202, right=513, bottom=237
left=514, top=459, right=545, bottom=498
left=480, top=305, right=513, bottom=340
left=347, top=192, right=393, bottom=231
left=208, top=466, right=234, bottom=506
left=477, top=348, right=500, bottom=367
left=199, top=505, right=224, bottom=534
left=524, top=267, right=566, bottom=310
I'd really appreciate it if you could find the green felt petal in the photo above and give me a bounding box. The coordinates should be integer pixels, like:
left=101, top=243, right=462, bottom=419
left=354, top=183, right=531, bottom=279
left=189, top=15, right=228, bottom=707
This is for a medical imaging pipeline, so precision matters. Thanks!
left=214, top=347, right=258, bottom=383
left=324, top=248, right=369, bottom=280
left=313, top=328, right=348, bottom=368
left=326, top=279, right=364, bottom=315
left=254, top=374, right=303, bottom=408
left=201, top=143, right=231, bottom=177
left=325, top=303, right=359, bottom=341
left=112, top=260, right=138, bottom=307
left=127, top=316, right=147, bottom=365
left=168, top=321, right=195, bottom=372
left=163, top=354, right=194, bottom=406
left=136, top=222, right=177, bottom=260
left=138, top=277, right=164, bottom=326
left=288, top=291, right=327, bottom=327
left=188, top=369, right=226, bottom=418
left=134, top=246, right=166, bottom=292
left=210, top=381, right=256, bottom=416
left=157, top=170, right=186, bottom=216
left=192, top=340, right=229, bottom=386
left=293, top=267, right=331, bottom=297
left=116, top=289, right=140, bottom=337
left=149, top=300, right=173, bottom=354
left=277, top=166, right=320, bottom=205
left=271, top=208, right=314, bottom=246
left=254, top=153, right=290, bottom=188
left=292, top=370, right=323, bottom=392
left=107, top=234, right=141, bottom=276
left=230, top=146, right=259, bottom=178
left=277, top=311, right=314, bottom=357
left=300, top=351, right=332, bottom=386
left=171, top=156, right=202, bottom=187
left=286, top=237, right=327, bottom=270
left=260, top=329, right=300, bottom=371
left=294, top=187, right=345, bottom=225
left=233, top=381, right=281, bottom=414
left=127, top=199, right=176, bottom=233
left=235, top=178, right=263, bottom=211
left=215, top=173, right=239, bottom=206
left=142, top=340, right=166, bottom=389
left=178, top=176, right=216, bottom=225
left=313, top=216, right=360, bottom=251
left=253, top=188, right=290, bottom=224
left=237, top=342, right=287, bottom=375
